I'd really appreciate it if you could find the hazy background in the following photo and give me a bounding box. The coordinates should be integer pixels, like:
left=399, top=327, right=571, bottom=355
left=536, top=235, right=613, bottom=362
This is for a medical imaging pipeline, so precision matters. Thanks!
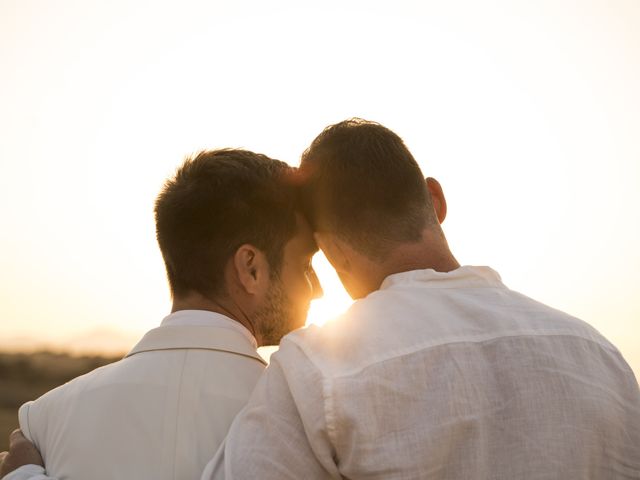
left=1, top=0, right=638, bottom=378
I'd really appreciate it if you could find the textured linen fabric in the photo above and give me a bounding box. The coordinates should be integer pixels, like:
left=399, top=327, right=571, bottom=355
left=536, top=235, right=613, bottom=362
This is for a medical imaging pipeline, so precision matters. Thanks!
left=203, top=266, right=640, bottom=480
left=3, top=310, right=266, bottom=480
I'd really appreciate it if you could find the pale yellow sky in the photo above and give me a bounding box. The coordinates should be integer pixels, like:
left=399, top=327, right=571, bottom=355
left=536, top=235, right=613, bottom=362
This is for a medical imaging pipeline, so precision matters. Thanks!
left=1, top=0, right=638, bottom=376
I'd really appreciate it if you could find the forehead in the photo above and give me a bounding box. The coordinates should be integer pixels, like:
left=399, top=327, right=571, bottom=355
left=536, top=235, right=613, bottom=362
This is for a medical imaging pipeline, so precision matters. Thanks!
left=284, top=213, right=317, bottom=257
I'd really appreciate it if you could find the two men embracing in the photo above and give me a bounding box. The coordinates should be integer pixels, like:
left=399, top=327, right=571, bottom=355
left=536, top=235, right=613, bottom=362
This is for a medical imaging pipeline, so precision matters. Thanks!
left=3, top=119, right=639, bottom=480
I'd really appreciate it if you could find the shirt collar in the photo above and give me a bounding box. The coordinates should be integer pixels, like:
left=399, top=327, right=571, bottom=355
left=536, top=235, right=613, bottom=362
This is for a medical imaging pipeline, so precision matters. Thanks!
left=160, top=309, right=258, bottom=348
left=379, top=265, right=505, bottom=291
left=126, top=310, right=266, bottom=366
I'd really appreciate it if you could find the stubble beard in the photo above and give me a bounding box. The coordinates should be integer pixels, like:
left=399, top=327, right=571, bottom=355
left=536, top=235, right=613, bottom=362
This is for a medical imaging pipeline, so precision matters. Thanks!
left=253, top=274, right=300, bottom=346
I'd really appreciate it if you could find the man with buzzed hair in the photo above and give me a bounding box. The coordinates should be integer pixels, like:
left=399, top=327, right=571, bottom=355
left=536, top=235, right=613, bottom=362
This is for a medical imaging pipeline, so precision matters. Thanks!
left=204, top=119, right=640, bottom=479
left=1, top=149, right=322, bottom=480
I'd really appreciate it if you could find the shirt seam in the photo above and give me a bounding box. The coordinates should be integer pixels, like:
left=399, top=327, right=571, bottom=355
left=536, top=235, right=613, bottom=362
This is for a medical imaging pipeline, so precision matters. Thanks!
left=323, top=375, right=338, bottom=456
left=21, top=402, right=34, bottom=447
left=27, top=403, right=33, bottom=448
left=330, top=331, right=619, bottom=379
left=282, top=339, right=339, bottom=462
left=172, top=350, right=188, bottom=480
left=126, top=347, right=267, bottom=365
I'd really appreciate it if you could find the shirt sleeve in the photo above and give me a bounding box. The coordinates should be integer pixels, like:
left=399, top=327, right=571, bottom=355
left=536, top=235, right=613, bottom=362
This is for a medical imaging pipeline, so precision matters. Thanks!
left=1, top=465, right=55, bottom=480
left=17, top=403, right=33, bottom=445
left=3, top=403, right=52, bottom=480
left=202, top=338, right=340, bottom=480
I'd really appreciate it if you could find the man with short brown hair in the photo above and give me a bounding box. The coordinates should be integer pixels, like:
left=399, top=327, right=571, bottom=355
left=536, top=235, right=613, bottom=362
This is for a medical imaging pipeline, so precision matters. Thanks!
left=1, top=149, right=322, bottom=480
left=204, top=119, right=640, bottom=479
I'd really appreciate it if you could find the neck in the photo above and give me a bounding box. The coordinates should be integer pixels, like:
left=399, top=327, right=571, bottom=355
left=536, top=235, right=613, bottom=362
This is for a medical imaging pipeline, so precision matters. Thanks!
left=375, top=227, right=460, bottom=288
left=171, top=292, right=262, bottom=346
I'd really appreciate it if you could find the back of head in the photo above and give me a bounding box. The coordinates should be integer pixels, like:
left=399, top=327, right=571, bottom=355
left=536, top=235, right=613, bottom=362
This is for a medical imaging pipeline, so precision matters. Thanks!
left=300, top=118, right=436, bottom=259
left=155, top=149, right=297, bottom=299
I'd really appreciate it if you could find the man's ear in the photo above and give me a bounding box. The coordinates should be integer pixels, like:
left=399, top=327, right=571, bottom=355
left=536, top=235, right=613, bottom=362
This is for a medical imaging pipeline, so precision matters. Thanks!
left=426, top=177, right=447, bottom=224
left=232, top=244, right=269, bottom=295
left=314, top=232, right=351, bottom=272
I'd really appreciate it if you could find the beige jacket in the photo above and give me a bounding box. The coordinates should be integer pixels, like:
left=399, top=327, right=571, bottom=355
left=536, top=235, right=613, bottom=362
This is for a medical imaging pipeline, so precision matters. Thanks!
left=15, top=310, right=266, bottom=480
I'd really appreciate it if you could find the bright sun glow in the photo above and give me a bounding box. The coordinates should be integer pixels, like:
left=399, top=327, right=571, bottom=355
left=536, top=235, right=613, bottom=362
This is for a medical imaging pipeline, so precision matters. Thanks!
left=306, top=252, right=354, bottom=327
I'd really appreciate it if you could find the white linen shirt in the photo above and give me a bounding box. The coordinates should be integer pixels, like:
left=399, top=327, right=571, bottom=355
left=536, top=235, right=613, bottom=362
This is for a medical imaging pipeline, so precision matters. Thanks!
left=4, top=310, right=266, bottom=480
left=203, top=266, right=640, bottom=479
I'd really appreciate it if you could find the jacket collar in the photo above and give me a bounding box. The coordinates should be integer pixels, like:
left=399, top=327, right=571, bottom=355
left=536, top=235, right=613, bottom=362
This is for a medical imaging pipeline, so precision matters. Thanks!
left=125, top=324, right=267, bottom=366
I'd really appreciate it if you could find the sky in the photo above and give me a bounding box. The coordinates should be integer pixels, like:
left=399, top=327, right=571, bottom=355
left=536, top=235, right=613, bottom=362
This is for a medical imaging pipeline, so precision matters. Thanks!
left=0, top=0, right=638, bottom=375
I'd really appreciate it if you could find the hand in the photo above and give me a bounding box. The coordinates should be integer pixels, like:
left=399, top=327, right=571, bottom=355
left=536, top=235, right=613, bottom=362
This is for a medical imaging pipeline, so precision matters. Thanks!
left=0, top=429, right=44, bottom=477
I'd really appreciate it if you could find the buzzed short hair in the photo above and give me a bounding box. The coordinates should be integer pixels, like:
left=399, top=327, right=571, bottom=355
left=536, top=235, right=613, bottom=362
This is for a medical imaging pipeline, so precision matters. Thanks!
left=155, top=149, right=297, bottom=299
left=299, top=118, right=435, bottom=259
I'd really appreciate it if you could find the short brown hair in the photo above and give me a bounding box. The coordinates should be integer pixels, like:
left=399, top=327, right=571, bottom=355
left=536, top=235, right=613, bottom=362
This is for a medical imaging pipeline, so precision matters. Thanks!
left=155, top=149, right=297, bottom=298
left=300, top=118, right=435, bottom=259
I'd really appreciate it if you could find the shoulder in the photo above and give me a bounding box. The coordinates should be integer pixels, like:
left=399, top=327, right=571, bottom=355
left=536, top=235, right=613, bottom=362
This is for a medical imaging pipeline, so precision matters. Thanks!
left=505, top=288, right=619, bottom=348
left=280, top=292, right=393, bottom=376
left=19, top=360, right=122, bottom=426
left=18, top=359, right=122, bottom=447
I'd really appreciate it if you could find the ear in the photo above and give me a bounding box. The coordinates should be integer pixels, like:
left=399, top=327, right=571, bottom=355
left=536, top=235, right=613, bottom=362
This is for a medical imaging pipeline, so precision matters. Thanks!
left=426, top=177, right=447, bottom=224
left=232, top=244, right=270, bottom=295
left=313, top=232, right=351, bottom=273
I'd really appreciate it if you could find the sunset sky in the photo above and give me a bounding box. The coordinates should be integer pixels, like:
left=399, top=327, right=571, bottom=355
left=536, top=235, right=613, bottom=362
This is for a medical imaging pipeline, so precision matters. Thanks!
left=1, top=0, right=638, bottom=376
